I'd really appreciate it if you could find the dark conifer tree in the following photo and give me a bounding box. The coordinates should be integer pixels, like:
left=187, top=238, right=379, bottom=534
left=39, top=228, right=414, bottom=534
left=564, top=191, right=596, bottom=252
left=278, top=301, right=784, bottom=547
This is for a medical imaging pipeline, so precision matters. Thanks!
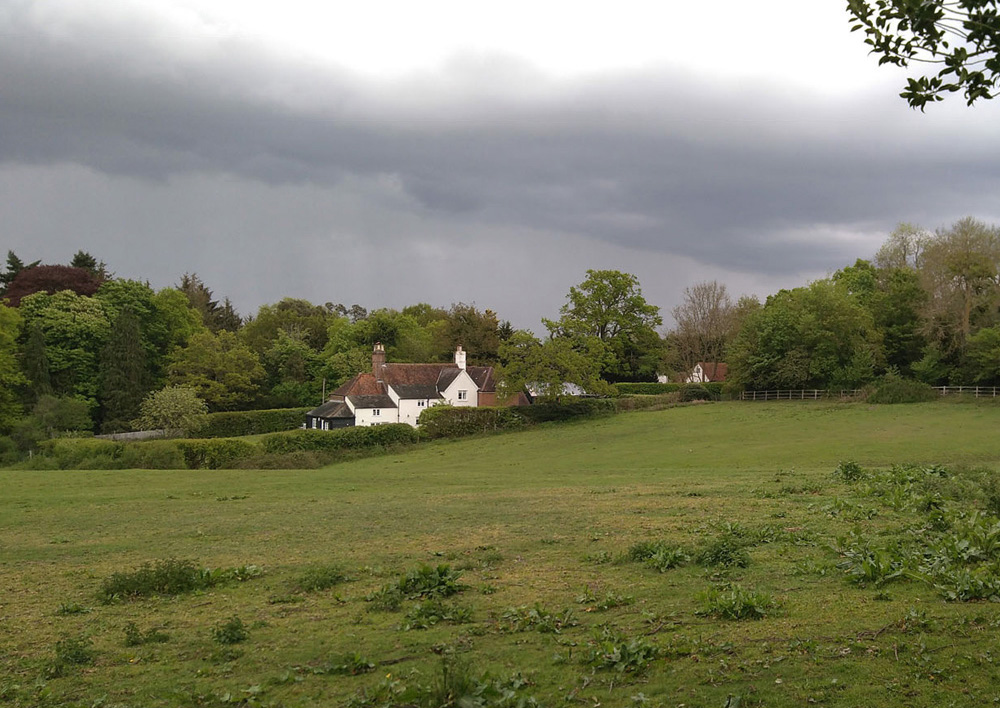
left=98, top=309, right=148, bottom=432
left=21, top=324, right=52, bottom=401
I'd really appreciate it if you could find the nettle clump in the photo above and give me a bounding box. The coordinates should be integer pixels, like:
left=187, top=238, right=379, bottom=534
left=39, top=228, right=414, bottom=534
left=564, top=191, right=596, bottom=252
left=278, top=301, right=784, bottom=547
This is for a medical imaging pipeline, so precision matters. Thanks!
left=696, top=585, right=777, bottom=621
left=366, top=564, right=466, bottom=612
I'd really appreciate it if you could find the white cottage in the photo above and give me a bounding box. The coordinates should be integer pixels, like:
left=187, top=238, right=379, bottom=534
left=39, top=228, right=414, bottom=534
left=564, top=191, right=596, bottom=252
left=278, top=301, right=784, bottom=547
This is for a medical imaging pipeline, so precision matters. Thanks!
left=305, top=344, right=497, bottom=429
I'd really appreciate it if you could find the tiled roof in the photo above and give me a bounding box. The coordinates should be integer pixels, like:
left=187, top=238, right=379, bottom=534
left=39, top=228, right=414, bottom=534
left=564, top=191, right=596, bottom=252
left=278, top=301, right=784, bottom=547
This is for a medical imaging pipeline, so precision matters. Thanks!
left=436, top=368, right=461, bottom=390
left=306, top=401, right=354, bottom=419
left=381, top=363, right=456, bottom=387
left=466, top=366, right=495, bottom=392
left=696, top=362, right=728, bottom=382
left=332, top=373, right=383, bottom=397
left=392, top=384, right=443, bottom=400
left=348, top=394, right=396, bottom=409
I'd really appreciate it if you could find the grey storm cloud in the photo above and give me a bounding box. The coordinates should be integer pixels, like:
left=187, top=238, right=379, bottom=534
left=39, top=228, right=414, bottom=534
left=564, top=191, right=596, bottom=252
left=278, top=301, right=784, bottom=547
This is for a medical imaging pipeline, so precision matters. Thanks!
left=2, top=2, right=1000, bottom=324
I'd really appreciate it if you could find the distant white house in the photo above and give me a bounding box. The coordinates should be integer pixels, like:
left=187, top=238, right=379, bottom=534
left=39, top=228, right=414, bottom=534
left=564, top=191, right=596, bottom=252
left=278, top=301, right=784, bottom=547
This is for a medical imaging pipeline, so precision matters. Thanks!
left=305, top=344, right=497, bottom=429
left=685, top=362, right=728, bottom=383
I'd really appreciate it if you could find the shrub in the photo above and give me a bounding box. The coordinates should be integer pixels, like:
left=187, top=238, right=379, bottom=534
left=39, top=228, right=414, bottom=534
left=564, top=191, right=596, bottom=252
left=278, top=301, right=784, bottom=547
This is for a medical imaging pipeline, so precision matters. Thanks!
left=835, top=460, right=867, bottom=482
left=867, top=375, right=939, bottom=404
left=118, top=440, right=187, bottom=469
left=417, top=406, right=527, bottom=439
left=696, top=585, right=777, bottom=620
left=133, top=385, right=208, bottom=434
left=614, top=393, right=681, bottom=411
left=188, top=407, right=311, bottom=438
left=212, top=615, right=249, bottom=645
left=679, top=383, right=717, bottom=402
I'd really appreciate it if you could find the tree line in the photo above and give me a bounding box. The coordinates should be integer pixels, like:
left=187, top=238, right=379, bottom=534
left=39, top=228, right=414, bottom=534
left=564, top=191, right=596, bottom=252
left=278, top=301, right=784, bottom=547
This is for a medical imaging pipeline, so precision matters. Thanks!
left=1, top=216, right=998, bottom=450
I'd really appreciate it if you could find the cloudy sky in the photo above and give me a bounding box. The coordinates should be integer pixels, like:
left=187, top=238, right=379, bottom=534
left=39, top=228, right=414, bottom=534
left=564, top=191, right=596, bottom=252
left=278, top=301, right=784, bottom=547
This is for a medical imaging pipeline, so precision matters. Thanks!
left=3, top=0, right=999, bottom=329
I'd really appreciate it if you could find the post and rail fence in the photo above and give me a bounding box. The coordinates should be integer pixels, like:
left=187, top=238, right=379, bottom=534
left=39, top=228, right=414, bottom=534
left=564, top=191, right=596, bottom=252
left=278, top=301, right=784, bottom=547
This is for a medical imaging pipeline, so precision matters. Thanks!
left=739, top=386, right=1000, bottom=401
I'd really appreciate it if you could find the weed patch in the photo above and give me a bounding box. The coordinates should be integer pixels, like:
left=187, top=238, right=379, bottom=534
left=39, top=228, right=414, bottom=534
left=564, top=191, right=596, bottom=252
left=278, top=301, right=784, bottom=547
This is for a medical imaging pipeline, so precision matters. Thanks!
left=497, top=604, right=578, bottom=634
left=48, top=635, right=95, bottom=677
left=295, top=564, right=349, bottom=592
left=124, top=622, right=170, bottom=647
left=402, top=598, right=474, bottom=630
left=585, top=628, right=660, bottom=675
left=696, top=585, right=777, bottom=620
left=212, top=616, right=249, bottom=645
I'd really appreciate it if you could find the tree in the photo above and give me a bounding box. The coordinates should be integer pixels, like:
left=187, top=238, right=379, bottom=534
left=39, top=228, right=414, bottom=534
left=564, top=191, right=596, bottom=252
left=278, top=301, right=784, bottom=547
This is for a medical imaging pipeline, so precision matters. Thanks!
left=437, top=303, right=501, bottom=364
left=167, top=330, right=265, bottom=411
left=874, top=223, right=931, bottom=270
left=847, top=0, right=1000, bottom=108
left=98, top=309, right=150, bottom=433
left=261, top=331, right=325, bottom=407
left=0, top=304, right=25, bottom=433
left=918, top=218, right=1000, bottom=377
left=497, top=331, right=612, bottom=402
left=241, top=298, right=334, bottom=355
left=545, top=270, right=662, bottom=382
left=0, top=251, right=39, bottom=297
left=669, top=281, right=737, bottom=378
left=31, top=395, right=92, bottom=437
left=17, top=290, right=111, bottom=406
left=728, top=280, right=884, bottom=390
left=177, top=273, right=241, bottom=333
left=3, top=265, right=103, bottom=306
left=133, top=386, right=208, bottom=434
left=70, top=251, right=110, bottom=279
left=20, top=324, right=52, bottom=401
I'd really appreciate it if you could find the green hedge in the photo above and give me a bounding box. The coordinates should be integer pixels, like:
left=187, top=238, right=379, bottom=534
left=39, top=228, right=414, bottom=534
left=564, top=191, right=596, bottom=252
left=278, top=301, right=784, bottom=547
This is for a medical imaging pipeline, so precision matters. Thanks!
left=866, top=377, right=939, bottom=404
left=260, top=424, right=419, bottom=454
left=174, top=439, right=262, bottom=469
left=188, top=407, right=311, bottom=439
left=418, top=406, right=528, bottom=439
left=519, top=398, right=617, bottom=423
left=615, top=382, right=724, bottom=396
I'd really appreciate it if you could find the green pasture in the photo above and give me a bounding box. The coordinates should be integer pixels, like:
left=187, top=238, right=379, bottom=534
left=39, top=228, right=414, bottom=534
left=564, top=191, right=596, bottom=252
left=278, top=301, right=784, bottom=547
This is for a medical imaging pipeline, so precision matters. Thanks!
left=3, top=400, right=1000, bottom=707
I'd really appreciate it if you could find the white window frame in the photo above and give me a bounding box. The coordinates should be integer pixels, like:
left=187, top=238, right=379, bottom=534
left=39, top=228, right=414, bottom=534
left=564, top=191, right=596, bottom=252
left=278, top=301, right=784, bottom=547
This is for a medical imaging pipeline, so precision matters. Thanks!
left=457, top=390, right=468, bottom=401
left=373, top=409, right=380, bottom=416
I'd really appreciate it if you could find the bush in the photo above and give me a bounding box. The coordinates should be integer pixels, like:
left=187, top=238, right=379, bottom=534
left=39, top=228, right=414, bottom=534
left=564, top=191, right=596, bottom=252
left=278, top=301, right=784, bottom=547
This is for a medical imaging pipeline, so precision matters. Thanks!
left=36, top=438, right=125, bottom=469
left=679, top=383, right=718, bottom=402
left=518, top=398, right=617, bottom=423
left=118, top=439, right=187, bottom=469
left=866, top=375, right=939, bottom=404
left=261, top=424, right=419, bottom=455
left=614, top=393, right=681, bottom=411
left=417, top=406, right=527, bottom=439
left=188, top=407, right=310, bottom=439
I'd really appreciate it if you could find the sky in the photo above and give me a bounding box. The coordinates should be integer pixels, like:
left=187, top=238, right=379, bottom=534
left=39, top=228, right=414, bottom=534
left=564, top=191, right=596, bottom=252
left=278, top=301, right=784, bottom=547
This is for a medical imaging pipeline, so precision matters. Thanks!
left=2, top=0, right=999, bottom=330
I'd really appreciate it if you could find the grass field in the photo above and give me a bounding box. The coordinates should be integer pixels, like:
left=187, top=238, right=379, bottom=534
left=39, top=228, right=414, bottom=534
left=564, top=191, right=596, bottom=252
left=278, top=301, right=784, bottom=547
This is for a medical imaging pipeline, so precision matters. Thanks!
left=4, top=400, right=1000, bottom=707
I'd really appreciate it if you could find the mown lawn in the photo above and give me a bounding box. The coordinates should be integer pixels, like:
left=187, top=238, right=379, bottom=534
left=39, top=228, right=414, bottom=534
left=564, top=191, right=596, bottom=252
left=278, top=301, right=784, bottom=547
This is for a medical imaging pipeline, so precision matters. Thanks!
left=3, top=400, right=1000, bottom=707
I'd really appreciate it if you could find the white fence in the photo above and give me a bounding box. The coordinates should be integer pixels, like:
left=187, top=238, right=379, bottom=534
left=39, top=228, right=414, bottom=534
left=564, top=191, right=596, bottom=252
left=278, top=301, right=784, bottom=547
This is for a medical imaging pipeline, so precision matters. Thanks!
left=739, top=390, right=861, bottom=401
left=740, top=386, right=1000, bottom=401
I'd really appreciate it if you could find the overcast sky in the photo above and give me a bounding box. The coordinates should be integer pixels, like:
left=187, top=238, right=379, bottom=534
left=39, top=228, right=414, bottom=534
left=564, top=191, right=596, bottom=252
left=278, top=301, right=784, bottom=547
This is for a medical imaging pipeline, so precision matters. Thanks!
left=3, top=0, right=999, bottom=330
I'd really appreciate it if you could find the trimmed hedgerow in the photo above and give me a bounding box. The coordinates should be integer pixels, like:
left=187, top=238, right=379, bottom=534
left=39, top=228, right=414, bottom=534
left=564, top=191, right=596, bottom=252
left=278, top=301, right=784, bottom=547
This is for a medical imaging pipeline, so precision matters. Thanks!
left=417, top=406, right=527, bottom=439
left=260, top=424, right=419, bottom=455
left=174, top=439, right=261, bottom=469
left=518, top=398, right=617, bottom=423
left=615, top=382, right=724, bottom=397
left=187, top=407, right=311, bottom=439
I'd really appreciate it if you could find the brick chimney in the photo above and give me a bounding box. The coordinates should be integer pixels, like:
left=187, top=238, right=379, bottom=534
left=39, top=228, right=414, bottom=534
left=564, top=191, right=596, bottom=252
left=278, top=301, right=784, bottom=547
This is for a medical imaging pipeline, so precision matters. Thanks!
left=454, top=345, right=466, bottom=370
left=372, top=342, right=386, bottom=382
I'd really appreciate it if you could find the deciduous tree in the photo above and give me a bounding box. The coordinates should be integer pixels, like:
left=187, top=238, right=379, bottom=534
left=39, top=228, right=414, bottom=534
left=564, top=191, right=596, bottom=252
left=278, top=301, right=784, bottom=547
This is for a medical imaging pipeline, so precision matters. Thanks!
left=847, top=0, right=1000, bottom=108
left=133, top=385, right=208, bottom=433
left=167, top=331, right=265, bottom=411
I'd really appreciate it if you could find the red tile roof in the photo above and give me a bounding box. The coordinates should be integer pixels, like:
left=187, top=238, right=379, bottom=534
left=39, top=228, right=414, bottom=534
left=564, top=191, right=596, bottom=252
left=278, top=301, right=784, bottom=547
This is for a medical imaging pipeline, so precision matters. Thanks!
left=696, top=362, right=728, bottom=382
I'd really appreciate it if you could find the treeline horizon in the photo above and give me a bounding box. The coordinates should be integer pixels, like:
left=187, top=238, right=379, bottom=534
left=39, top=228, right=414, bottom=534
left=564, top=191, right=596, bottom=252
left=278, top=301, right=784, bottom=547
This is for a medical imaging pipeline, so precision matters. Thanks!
left=1, top=216, right=999, bottom=448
